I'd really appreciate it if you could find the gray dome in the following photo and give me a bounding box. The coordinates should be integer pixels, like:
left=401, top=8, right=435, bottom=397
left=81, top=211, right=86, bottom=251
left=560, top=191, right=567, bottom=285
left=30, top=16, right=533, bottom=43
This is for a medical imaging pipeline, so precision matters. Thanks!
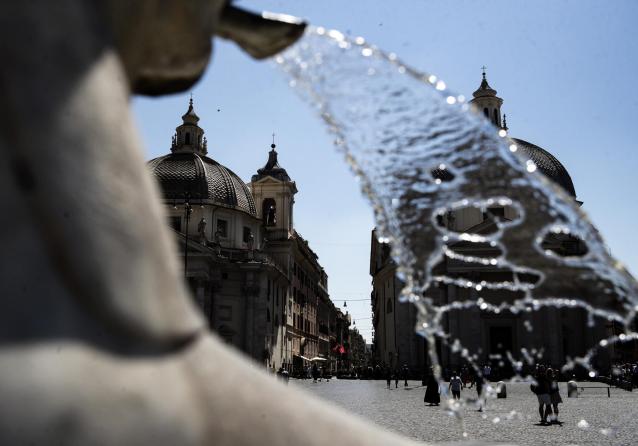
left=148, top=152, right=257, bottom=216
left=512, top=138, right=576, bottom=197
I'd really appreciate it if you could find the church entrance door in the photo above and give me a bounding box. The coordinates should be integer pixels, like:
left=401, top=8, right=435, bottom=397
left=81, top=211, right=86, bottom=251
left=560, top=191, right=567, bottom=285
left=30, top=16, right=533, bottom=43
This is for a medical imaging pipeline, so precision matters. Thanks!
left=489, top=325, right=514, bottom=379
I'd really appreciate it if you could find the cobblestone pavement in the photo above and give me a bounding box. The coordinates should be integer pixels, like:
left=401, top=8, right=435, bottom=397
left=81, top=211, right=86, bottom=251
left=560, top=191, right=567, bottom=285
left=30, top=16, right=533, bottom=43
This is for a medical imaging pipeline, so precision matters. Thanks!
left=292, top=379, right=638, bottom=445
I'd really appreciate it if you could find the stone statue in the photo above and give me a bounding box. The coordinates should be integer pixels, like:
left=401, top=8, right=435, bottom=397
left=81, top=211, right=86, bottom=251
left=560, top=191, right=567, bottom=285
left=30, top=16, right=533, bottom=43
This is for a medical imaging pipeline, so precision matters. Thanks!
left=197, top=217, right=207, bottom=244
left=0, top=2, right=468, bottom=446
left=247, top=231, right=255, bottom=251
left=267, top=204, right=277, bottom=226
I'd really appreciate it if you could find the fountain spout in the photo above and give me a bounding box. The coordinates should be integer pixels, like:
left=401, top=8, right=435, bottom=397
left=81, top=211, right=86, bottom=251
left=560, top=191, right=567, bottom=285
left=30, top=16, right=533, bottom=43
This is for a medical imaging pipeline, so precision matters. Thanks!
left=109, top=1, right=305, bottom=96
left=216, top=5, right=306, bottom=59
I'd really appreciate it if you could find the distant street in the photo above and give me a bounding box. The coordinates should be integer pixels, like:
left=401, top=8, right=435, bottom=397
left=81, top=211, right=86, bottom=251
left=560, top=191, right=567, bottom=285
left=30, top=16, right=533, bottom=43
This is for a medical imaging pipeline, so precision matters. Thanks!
left=292, top=379, right=638, bottom=445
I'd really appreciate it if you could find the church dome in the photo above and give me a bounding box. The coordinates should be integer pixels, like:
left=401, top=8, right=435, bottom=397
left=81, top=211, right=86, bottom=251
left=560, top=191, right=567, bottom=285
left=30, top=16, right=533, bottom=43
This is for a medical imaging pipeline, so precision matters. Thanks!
left=148, top=152, right=257, bottom=216
left=468, top=71, right=577, bottom=198
left=147, top=99, right=257, bottom=216
left=511, top=138, right=576, bottom=197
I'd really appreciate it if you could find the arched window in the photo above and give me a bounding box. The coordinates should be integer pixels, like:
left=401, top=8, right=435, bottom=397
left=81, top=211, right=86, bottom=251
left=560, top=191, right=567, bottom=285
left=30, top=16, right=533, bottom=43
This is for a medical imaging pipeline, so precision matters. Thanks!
left=262, top=198, right=277, bottom=226
left=386, top=297, right=393, bottom=313
left=483, top=107, right=489, bottom=118
left=493, top=109, right=499, bottom=126
left=185, top=132, right=191, bottom=145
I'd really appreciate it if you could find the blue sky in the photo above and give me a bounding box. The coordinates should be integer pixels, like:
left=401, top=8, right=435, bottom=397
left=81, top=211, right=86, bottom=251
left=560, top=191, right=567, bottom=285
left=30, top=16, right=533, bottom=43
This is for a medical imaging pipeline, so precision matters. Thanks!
left=133, top=1, right=638, bottom=341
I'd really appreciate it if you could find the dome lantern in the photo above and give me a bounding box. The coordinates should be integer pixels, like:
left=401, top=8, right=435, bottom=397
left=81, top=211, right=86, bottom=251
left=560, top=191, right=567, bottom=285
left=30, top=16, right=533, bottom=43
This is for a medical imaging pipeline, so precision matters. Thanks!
left=470, top=67, right=504, bottom=128
left=172, top=97, right=207, bottom=155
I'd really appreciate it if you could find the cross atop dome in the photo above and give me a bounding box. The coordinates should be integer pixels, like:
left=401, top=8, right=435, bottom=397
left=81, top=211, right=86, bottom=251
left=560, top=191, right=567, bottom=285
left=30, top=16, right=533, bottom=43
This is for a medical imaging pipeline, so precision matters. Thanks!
left=252, top=136, right=291, bottom=182
left=172, top=97, right=207, bottom=155
left=181, top=95, right=200, bottom=125
left=473, top=67, right=498, bottom=99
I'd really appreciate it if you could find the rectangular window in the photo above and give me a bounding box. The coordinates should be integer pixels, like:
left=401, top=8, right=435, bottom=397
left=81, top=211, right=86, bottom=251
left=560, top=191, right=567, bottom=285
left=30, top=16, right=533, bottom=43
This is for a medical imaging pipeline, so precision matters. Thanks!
left=216, top=219, right=228, bottom=238
left=168, top=216, right=182, bottom=232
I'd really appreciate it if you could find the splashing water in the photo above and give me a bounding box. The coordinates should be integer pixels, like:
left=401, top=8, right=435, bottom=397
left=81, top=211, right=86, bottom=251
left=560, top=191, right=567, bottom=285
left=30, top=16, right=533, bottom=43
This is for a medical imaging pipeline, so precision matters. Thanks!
left=273, top=26, right=638, bottom=435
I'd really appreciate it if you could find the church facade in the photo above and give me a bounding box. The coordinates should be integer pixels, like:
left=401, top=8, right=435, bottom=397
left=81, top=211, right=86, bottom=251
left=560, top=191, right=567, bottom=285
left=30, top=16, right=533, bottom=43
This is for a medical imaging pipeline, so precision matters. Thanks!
left=370, top=73, right=616, bottom=377
left=148, top=100, right=349, bottom=373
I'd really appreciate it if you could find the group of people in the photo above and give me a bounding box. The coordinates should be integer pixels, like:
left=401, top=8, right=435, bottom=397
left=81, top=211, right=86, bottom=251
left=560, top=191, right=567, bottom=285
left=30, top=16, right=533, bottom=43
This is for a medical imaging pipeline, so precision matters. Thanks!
left=384, top=364, right=411, bottom=389
left=611, top=362, right=638, bottom=388
left=421, top=363, right=563, bottom=422
left=530, top=365, right=562, bottom=425
left=423, top=368, right=485, bottom=410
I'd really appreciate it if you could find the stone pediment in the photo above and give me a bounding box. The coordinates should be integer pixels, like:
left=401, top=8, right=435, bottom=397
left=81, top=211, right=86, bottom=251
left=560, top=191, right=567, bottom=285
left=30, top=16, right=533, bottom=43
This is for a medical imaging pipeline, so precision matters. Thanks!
left=252, top=176, right=283, bottom=186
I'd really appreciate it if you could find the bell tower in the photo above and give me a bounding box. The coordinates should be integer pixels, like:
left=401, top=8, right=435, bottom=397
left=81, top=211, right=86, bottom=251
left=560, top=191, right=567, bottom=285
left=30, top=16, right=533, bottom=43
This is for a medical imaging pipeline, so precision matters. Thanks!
left=249, top=138, right=297, bottom=239
left=470, top=67, right=505, bottom=129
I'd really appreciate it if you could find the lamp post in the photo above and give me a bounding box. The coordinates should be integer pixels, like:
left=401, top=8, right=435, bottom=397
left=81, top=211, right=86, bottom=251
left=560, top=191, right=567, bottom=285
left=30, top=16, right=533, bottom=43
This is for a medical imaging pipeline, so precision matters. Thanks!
left=183, top=192, right=193, bottom=279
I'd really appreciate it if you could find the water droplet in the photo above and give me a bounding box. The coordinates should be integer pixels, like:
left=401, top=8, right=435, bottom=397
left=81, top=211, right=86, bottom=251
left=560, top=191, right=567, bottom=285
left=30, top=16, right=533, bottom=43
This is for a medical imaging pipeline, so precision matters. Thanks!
left=446, top=96, right=456, bottom=105
left=498, top=129, right=507, bottom=137
left=355, top=36, right=365, bottom=45
left=588, top=371, right=596, bottom=378
left=526, top=160, right=537, bottom=172
left=435, top=80, right=446, bottom=91
left=509, top=144, right=517, bottom=152
left=361, top=48, right=373, bottom=57
left=577, top=419, right=590, bottom=429
left=327, top=29, right=344, bottom=41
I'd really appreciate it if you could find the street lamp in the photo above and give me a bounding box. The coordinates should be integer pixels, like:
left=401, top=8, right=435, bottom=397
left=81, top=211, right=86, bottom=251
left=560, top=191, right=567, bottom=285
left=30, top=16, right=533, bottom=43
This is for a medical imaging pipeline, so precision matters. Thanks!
left=183, top=192, right=193, bottom=278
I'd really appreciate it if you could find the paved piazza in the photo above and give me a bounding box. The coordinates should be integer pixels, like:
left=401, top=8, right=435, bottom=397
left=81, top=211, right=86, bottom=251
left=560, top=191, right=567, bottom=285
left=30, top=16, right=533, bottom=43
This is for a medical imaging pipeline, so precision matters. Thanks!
left=292, top=379, right=638, bottom=445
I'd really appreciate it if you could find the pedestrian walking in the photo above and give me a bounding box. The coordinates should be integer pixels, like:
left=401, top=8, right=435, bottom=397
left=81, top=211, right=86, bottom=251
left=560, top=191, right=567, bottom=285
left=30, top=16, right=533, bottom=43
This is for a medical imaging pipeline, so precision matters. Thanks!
left=402, top=363, right=409, bottom=387
left=312, top=363, right=319, bottom=383
left=470, top=372, right=485, bottom=412
left=449, top=372, right=463, bottom=400
left=424, top=371, right=440, bottom=406
left=547, top=368, right=562, bottom=424
left=530, top=365, right=553, bottom=425
left=394, top=369, right=399, bottom=389
left=385, top=367, right=392, bottom=389
left=483, top=364, right=492, bottom=382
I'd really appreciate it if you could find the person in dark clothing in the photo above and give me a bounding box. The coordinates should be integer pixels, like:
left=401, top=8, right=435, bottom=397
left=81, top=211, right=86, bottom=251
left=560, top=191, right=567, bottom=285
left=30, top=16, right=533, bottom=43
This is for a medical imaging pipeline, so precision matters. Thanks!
left=547, top=368, right=562, bottom=424
left=470, top=372, right=485, bottom=412
left=402, top=364, right=409, bottom=387
left=449, top=372, right=463, bottom=400
left=531, top=365, right=553, bottom=425
left=424, top=372, right=440, bottom=406
left=385, top=367, right=391, bottom=389
left=312, top=364, right=319, bottom=383
left=394, top=369, right=399, bottom=389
